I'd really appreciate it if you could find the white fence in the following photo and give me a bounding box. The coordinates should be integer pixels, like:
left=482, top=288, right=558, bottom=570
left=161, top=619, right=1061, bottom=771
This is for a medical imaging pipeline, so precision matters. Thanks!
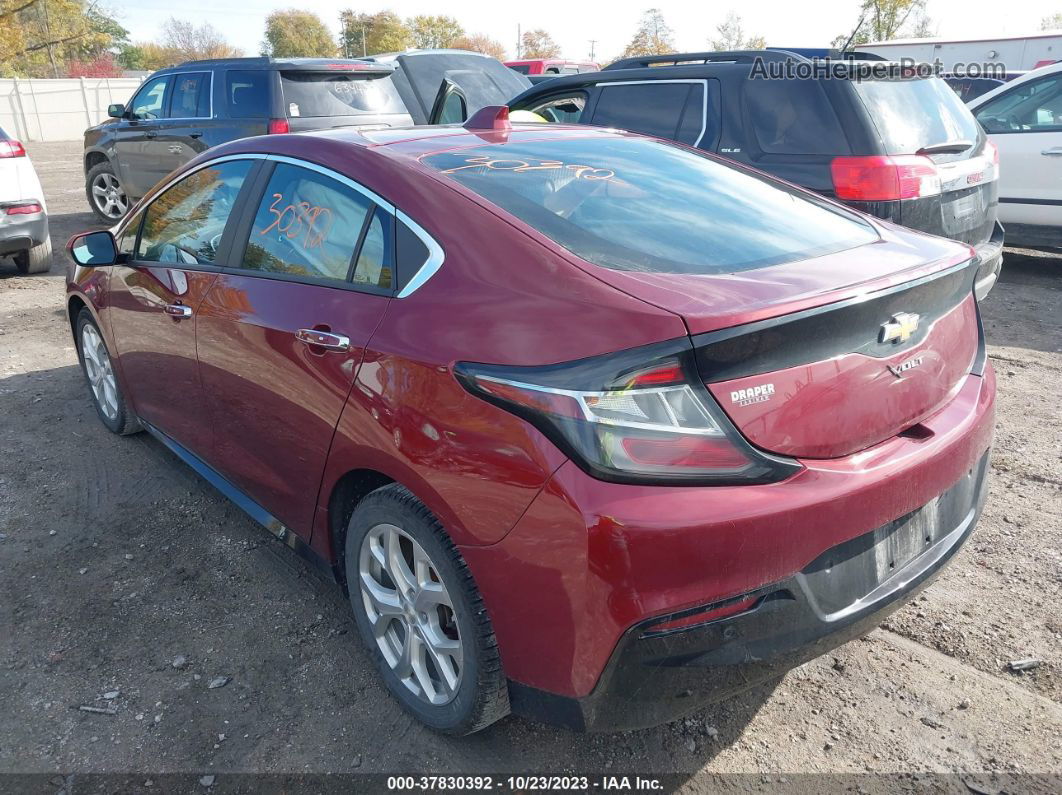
left=0, top=77, right=143, bottom=142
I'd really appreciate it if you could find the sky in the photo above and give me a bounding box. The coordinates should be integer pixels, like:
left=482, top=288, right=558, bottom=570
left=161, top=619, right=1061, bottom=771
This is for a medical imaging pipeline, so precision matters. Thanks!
left=110, top=0, right=1062, bottom=62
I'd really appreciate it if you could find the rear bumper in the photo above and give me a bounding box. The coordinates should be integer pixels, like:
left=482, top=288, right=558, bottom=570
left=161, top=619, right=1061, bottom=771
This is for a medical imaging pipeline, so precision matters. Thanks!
left=462, top=366, right=996, bottom=728
left=0, top=211, right=49, bottom=255
left=973, top=221, right=1005, bottom=300
left=509, top=452, right=989, bottom=731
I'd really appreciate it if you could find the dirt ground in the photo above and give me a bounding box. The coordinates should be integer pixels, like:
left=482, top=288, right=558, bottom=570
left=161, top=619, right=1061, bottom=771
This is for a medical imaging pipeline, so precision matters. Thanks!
left=1, top=142, right=1060, bottom=792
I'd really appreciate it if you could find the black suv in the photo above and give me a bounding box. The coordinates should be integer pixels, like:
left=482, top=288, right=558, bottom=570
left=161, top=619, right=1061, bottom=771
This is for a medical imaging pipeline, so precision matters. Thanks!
left=83, top=52, right=528, bottom=223
left=510, top=49, right=1004, bottom=298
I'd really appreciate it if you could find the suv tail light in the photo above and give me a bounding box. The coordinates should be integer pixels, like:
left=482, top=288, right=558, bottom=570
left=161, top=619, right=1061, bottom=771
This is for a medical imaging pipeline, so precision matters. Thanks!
left=985, top=140, right=999, bottom=167
left=5, top=203, right=42, bottom=215
left=0, top=139, right=26, bottom=158
left=830, top=155, right=941, bottom=201
left=268, top=118, right=290, bottom=134
left=455, top=341, right=801, bottom=485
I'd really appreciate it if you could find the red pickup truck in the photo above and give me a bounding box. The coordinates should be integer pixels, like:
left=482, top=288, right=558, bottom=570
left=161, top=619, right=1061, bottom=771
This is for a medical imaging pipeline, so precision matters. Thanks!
left=505, top=59, right=599, bottom=75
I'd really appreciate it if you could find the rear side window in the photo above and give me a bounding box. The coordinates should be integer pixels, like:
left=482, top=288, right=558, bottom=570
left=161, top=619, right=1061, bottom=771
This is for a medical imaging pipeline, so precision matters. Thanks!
left=280, top=73, right=405, bottom=118
left=226, top=70, right=270, bottom=119
left=137, top=161, right=252, bottom=264
left=171, top=72, right=210, bottom=118
left=745, top=78, right=849, bottom=155
left=242, top=163, right=388, bottom=285
left=853, top=77, right=982, bottom=153
left=590, top=82, right=711, bottom=147
left=424, top=137, right=876, bottom=274
left=509, top=64, right=531, bottom=75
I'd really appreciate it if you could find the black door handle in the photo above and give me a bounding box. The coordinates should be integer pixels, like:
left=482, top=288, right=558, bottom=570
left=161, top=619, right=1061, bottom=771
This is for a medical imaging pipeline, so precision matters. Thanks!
left=190, top=132, right=203, bottom=139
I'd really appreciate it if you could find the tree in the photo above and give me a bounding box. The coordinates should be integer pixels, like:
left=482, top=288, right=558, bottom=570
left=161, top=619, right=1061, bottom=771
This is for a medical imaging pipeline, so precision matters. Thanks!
left=1042, top=12, right=1062, bottom=30
left=452, top=33, right=506, bottom=60
left=520, top=29, right=560, bottom=59
left=118, top=41, right=180, bottom=71
left=0, top=0, right=128, bottom=78
left=66, top=52, right=122, bottom=77
left=832, top=0, right=932, bottom=47
left=709, top=12, right=765, bottom=50
left=339, top=10, right=410, bottom=57
left=263, top=9, right=335, bottom=57
left=619, top=8, right=675, bottom=59
left=162, top=18, right=242, bottom=62
left=407, top=15, right=463, bottom=49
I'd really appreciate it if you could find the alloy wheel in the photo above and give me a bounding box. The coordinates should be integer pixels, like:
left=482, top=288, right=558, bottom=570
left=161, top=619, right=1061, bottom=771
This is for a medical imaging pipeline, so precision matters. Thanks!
left=359, top=523, right=463, bottom=706
left=81, top=324, right=118, bottom=420
left=91, top=173, right=128, bottom=219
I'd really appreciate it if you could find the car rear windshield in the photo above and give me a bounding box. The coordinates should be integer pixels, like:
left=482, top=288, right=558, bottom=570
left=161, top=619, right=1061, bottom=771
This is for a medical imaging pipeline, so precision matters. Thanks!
left=421, top=137, right=877, bottom=274
left=852, top=77, right=981, bottom=155
left=280, top=73, right=405, bottom=118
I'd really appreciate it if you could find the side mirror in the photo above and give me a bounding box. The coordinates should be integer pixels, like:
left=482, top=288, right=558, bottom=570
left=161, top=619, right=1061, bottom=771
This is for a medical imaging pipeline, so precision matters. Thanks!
left=68, top=231, right=118, bottom=267
left=107, top=103, right=125, bottom=119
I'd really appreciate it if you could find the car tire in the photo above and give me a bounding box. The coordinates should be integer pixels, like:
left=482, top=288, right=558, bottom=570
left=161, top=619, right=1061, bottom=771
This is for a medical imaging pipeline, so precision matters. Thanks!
left=75, top=308, right=141, bottom=435
left=14, top=236, right=52, bottom=274
left=345, top=483, right=510, bottom=735
left=85, top=161, right=130, bottom=223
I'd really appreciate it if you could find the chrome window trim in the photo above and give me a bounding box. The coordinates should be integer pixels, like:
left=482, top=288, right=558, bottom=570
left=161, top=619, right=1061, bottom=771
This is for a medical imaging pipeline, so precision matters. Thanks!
left=592, top=78, right=710, bottom=148
left=395, top=210, right=445, bottom=299
left=133, top=152, right=445, bottom=297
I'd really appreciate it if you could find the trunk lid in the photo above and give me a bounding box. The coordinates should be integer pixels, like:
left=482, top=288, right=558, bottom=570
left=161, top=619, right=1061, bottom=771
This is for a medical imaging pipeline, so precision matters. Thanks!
left=583, top=232, right=980, bottom=460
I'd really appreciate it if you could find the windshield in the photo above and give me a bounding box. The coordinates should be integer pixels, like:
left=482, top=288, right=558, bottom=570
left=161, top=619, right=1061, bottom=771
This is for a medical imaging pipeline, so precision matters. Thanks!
left=853, top=77, right=981, bottom=154
left=280, top=73, right=405, bottom=118
left=422, top=137, right=877, bottom=274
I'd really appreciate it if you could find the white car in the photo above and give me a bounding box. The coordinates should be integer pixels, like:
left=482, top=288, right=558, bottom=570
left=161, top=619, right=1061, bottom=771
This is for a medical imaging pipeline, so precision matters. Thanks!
left=0, top=127, right=51, bottom=273
left=969, top=62, right=1062, bottom=249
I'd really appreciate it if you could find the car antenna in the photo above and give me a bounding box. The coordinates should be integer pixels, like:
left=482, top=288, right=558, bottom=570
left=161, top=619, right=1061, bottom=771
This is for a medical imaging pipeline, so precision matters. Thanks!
left=463, top=105, right=512, bottom=131
left=840, top=12, right=867, bottom=58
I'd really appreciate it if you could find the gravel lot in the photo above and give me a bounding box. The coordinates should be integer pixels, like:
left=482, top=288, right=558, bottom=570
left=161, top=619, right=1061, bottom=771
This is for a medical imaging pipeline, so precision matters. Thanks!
left=1, top=142, right=1060, bottom=792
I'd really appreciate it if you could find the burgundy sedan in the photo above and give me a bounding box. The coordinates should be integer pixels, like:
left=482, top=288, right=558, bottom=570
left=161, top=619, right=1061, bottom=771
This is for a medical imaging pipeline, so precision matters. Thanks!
left=66, top=108, right=995, bottom=734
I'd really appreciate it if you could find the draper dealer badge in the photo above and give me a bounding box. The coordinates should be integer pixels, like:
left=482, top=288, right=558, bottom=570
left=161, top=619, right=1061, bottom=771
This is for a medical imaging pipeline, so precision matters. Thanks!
left=731, top=383, right=775, bottom=407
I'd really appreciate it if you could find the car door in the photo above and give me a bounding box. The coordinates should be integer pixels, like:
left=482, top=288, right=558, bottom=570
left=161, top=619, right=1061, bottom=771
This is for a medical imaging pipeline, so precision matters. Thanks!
left=113, top=74, right=172, bottom=197
left=151, top=71, right=213, bottom=178
left=106, top=158, right=258, bottom=456
left=195, top=158, right=394, bottom=537
left=974, top=70, right=1062, bottom=229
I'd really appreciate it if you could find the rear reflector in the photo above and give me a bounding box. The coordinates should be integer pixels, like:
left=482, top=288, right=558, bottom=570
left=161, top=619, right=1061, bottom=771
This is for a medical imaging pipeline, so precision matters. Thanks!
left=0, top=139, right=26, bottom=158
left=985, top=140, right=999, bottom=167
left=5, top=203, right=42, bottom=215
left=831, top=155, right=941, bottom=201
left=648, top=595, right=761, bottom=633
left=268, top=118, right=290, bottom=134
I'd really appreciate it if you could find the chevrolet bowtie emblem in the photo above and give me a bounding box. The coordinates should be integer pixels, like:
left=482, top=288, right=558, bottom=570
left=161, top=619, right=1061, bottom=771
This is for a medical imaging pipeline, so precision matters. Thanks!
left=880, top=312, right=920, bottom=344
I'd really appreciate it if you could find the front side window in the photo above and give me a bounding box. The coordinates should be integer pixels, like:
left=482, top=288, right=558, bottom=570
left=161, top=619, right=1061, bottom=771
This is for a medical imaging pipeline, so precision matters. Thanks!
left=976, top=74, right=1062, bottom=133
left=423, top=136, right=877, bottom=275
left=590, top=82, right=706, bottom=146
left=226, top=70, right=271, bottom=118
left=137, top=161, right=252, bottom=264
left=242, top=163, right=381, bottom=283
left=171, top=72, right=210, bottom=118
left=129, top=75, right=170, bottom=120
left=524, top=93, right=587, bottom=124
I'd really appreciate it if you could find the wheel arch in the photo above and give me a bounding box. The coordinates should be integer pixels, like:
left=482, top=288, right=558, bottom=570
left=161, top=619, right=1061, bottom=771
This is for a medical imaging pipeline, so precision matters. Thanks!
left=84, top=149, right=111, bottom=175
left=325, top=468, right=396, bottom=591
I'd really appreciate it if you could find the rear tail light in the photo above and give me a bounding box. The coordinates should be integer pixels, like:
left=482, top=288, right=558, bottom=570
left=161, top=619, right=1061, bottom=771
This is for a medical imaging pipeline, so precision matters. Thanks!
left=455, top=341, right=801, bottom=485
left=0, top=139, right=26, bottom=158
left=830, top=155, right=941, bottom=201
left=985, top=140, right=999, bottom=167
left=5, top=203, right=42, bottom=215
left=268, top=118, right=290, bottom=134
